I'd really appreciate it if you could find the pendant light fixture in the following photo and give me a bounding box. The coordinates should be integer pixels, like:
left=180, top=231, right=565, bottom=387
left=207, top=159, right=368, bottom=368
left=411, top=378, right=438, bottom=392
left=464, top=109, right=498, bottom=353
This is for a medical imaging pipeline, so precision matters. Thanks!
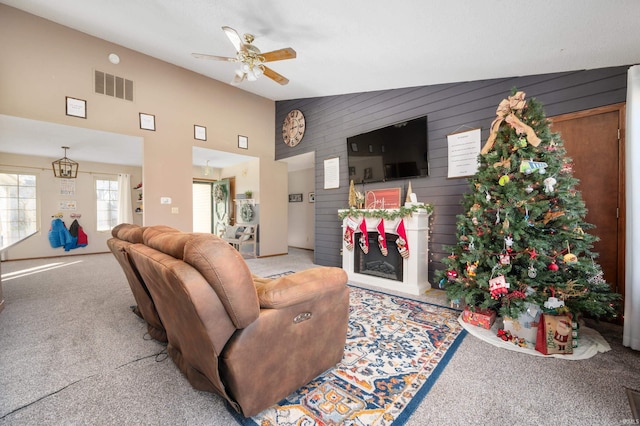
left=52, top=146, right=79, bottom=178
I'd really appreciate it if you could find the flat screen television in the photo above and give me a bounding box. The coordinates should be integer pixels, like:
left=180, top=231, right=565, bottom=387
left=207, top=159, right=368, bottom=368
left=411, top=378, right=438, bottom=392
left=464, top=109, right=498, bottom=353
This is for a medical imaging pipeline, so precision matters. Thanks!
left=346, top=116, right=428, bottom=184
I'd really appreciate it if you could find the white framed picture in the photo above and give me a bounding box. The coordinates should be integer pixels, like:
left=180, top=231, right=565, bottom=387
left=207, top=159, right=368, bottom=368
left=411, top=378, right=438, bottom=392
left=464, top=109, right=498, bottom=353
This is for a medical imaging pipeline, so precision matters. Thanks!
left=139, top=113, right=156, bottom=131
left=194, top=125, right=207, bottom=141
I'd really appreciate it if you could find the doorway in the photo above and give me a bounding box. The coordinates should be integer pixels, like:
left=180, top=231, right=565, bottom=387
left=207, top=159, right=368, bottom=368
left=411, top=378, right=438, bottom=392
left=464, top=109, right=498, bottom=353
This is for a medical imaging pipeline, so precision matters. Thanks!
left=550, top=103, right=626, bottom=304
left=193, top=177, right=236, bottom=235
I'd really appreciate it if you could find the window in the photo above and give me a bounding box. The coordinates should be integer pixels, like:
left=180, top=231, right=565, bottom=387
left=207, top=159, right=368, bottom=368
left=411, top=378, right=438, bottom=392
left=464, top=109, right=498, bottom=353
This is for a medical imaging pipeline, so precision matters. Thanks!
left=96, top=178, right=118, bottom=231
left=0, top=173, right=37, bottom=247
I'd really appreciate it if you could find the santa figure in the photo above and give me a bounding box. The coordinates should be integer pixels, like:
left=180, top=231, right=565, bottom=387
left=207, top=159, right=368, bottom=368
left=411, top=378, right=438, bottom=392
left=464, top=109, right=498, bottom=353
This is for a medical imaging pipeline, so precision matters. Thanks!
left=554, top=320, right=571, bottom=351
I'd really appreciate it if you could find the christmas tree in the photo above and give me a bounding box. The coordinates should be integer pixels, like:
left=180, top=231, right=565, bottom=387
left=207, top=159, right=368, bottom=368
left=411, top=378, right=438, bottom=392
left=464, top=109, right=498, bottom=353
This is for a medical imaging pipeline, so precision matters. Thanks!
left=438, top=90, right=619, bottom=319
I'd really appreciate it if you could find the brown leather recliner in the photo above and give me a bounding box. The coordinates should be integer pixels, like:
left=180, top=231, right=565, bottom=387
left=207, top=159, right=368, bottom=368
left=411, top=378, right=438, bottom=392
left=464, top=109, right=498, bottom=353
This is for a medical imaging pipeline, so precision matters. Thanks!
left=114, top=225, right=350, bottom=417
left=107, top=223, right=179, bottom=342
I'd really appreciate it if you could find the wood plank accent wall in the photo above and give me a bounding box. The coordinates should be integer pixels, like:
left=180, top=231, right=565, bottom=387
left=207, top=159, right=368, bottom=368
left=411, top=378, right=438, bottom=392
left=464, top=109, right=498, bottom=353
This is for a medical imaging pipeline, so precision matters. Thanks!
left=275, top=66, right=629, bottom=284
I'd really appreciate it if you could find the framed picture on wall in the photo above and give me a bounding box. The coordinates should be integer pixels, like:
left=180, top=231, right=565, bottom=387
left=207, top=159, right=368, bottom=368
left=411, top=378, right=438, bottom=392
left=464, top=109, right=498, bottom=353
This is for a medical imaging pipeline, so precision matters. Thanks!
left=65, top=97, right=86, bottom=119
left=238, top=135, right=248, bottom=149
left=289, top=193, right=303, bottom=202
left=194, top=125, right=207, bottom=141
left=139, top=113, right=156, bottom=131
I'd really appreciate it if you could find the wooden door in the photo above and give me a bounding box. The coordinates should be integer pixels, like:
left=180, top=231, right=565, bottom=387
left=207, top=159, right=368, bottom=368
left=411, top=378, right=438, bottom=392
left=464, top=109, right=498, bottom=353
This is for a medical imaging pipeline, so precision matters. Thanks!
left=550, top=104, right=625, bottom=303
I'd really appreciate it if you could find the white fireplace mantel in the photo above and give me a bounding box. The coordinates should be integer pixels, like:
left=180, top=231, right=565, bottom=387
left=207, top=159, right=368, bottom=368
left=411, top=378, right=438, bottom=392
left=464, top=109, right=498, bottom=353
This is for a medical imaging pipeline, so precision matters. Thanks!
left=340, top=208, right=431, bottom=295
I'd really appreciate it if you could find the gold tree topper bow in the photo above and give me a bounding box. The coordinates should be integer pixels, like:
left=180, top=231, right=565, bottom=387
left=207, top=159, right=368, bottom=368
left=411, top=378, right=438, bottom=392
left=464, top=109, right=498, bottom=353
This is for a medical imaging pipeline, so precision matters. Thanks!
left=480, top=91, right=541, bottom=155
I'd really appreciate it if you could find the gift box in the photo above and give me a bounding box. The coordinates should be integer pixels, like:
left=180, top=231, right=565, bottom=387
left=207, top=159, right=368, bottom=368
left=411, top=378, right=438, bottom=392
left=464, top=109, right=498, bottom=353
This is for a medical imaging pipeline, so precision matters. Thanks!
left=462, top=307, right=496, bottom=329
left=535, top=313, right=573, bottom=355
left=503, top=303, right=541, bottom=344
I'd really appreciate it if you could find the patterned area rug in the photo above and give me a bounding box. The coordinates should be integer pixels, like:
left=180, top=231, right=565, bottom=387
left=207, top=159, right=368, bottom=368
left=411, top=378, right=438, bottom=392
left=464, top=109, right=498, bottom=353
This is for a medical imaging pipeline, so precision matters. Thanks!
left=235, top=278, right=466, bottom=425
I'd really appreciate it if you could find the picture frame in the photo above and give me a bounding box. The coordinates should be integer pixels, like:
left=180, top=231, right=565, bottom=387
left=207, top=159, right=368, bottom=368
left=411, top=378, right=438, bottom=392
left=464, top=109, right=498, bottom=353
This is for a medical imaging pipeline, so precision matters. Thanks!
left=349, top=166, right=356, bottom=176
left=288, top=193, right=303, bottom=202
left=238, top=135, right=248, bottom=149
left=139, top=113, right=156, bottom=131
left=194, top=125, right=207, bottom=141
left=65, top=96, right=86, bottom=119
left=308, top=192, right=315, bottom=203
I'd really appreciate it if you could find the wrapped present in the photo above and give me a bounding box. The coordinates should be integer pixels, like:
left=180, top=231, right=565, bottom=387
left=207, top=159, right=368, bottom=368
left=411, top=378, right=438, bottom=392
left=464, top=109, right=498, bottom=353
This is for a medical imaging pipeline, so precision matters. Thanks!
left=503, top=302, right=541, bottom=344
left=462, top=307, right=496, bottom=329
left=535, top=313, right=573, bottom=355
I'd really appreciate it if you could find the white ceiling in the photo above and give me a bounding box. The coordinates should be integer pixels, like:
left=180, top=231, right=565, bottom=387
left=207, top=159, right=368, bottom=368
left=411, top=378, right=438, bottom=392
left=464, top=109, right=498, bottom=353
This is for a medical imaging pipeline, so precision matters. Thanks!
left=1, top=0, right=639, bottom=169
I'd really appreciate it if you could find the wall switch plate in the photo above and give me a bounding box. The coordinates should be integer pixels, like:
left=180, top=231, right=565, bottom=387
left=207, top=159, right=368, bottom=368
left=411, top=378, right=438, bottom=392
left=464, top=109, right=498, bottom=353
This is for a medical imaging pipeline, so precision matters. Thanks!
left=171, top=207, right=179, bottom=214
left=161, top=197, right=172, bottom=204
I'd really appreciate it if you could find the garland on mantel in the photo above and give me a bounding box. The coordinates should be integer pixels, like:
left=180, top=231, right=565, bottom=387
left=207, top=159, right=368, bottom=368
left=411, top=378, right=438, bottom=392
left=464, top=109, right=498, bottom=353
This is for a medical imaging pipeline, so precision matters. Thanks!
left=338, top=204, right=433, bottom=221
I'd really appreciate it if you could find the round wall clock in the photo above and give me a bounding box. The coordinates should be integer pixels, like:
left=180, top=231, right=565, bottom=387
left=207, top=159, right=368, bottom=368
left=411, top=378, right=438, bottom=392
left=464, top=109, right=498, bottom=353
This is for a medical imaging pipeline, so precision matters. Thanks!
left=282, top=109, right=306, bottom=147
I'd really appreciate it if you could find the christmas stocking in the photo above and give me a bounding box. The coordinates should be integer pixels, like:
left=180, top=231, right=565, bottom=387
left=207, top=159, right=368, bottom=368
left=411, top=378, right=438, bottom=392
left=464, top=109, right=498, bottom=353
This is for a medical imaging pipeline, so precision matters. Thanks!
left=395, top=219, right=410, bottom=259
left=377, top=218, right=388, bottom=256
left=343, top=216, right=358, bottom=251
left=358, top=218, right=369, bottom=254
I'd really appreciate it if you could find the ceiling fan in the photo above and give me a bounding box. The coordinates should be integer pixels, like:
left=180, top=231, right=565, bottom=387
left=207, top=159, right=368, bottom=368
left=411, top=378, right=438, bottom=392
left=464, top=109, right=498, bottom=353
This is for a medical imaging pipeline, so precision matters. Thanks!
left=192, top=26, right=296, bottom=85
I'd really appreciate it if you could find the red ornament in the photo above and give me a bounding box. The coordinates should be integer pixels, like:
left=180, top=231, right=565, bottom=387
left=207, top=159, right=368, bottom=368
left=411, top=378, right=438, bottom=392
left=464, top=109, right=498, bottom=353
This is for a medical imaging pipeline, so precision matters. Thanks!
left=548, top=262, right=559, bottom=271
left=446, top=270, right=458, bottom=281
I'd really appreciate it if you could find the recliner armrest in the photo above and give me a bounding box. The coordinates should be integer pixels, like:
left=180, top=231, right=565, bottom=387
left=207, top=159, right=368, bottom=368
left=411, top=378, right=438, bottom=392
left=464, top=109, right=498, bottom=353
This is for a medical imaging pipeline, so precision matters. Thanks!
left=255, top=267, right=347, bottom=309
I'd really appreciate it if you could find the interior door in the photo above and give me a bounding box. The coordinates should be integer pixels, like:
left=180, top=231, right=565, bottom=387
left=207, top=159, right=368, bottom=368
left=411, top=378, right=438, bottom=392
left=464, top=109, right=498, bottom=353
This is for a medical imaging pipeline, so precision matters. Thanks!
left=550, top=104, right=625, bottom=303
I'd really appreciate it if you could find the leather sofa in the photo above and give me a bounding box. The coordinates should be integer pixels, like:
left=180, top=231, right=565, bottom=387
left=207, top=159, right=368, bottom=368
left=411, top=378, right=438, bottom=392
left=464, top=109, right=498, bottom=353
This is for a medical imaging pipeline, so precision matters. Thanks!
left=107, top=224, right=350, bottom=417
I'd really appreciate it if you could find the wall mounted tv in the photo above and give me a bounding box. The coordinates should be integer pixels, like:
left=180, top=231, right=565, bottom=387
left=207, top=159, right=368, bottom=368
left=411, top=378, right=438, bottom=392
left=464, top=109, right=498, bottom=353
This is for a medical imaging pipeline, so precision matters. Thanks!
left=346, top=116, right=428, bottom=184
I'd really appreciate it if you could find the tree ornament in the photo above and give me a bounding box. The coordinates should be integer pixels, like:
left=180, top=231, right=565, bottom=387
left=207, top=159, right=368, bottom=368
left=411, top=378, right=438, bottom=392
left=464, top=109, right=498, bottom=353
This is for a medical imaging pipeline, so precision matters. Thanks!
left=548, top=261, right=559, bottom=271
left=446, top=269, right=458, bottom=281
left=528, top=265, right=537, bottom=278
left=563, top=242, right=578, bottom=264
left=525, top=184, right=534, bottom=194
left=520, top=159, right=548, bottom=175
left=499, top=174, right=510, bottom=186
left=543, top=176, right=557, bottom=193
left=466, top=261, right=478, bottom=277
left=489, top=275, right=510, bottom=299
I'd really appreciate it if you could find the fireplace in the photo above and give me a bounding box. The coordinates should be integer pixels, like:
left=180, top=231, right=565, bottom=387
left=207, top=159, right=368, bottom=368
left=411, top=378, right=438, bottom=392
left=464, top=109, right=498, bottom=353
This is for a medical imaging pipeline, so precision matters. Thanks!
left=340, top=208, right=431, bottom=296
left=354, top=233, right=403, bottom=281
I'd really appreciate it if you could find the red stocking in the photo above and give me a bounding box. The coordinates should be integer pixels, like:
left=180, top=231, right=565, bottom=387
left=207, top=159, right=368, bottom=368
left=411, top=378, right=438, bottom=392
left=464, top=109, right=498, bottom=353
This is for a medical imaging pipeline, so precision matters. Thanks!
left=358, top=218, right=369, bottom=254
left=377, top=218, right=388, bottom=256
left=343, top=216, right=357, bottom=251
left=396, top=219, right=410, bottom=259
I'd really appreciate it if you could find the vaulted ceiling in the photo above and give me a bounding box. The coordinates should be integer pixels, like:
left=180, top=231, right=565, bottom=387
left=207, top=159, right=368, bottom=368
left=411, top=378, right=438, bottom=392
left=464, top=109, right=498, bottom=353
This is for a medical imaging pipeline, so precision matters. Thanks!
left=1, top=0, right=639, bottom=168
left=3, top=0, right=639, bottom=101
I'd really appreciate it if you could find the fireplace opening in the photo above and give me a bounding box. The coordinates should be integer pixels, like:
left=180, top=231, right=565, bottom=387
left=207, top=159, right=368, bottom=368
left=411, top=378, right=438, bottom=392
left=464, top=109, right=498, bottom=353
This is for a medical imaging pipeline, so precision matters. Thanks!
left=354, top=232, right=403, bottom=282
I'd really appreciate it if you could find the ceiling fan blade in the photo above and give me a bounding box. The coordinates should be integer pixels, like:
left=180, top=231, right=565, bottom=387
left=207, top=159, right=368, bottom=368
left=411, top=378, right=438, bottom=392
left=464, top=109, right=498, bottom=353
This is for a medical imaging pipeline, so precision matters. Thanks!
left=192, top=53, right=238, bottom=62
left=261, top=47, right=297, bottom=63
left=263, top=66, right=289, bottom=85
left=222, top=26, right=245, bottom=52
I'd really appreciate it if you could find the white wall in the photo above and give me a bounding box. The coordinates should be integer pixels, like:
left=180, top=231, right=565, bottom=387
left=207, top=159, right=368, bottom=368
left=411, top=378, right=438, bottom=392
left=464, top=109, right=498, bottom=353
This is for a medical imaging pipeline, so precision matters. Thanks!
left=287, top=168, right=315, bottom=250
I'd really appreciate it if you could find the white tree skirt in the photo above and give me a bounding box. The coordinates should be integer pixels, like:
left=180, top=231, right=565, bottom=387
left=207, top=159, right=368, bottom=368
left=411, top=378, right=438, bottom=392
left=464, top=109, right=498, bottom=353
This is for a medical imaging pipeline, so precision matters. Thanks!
left=459, top=315, right=611, bottom=360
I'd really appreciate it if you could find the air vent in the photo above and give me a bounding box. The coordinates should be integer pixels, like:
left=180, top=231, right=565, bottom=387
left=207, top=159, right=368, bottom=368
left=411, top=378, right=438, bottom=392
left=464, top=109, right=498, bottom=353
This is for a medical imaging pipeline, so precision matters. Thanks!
left=94, top=70, right=133, bottom=101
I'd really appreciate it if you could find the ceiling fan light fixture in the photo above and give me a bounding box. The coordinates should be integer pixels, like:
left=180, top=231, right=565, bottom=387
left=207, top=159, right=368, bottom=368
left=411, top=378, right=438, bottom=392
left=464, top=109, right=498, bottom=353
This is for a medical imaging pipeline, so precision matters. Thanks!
left=52, top=146, right=79, bottom=178
left=246, top=69, right=258, bottom=81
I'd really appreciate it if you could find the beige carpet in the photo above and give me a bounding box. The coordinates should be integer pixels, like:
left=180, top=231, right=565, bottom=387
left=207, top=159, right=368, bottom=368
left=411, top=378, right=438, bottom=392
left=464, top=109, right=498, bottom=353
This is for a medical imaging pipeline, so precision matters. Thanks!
left=1, top=248, right=639, bottom=425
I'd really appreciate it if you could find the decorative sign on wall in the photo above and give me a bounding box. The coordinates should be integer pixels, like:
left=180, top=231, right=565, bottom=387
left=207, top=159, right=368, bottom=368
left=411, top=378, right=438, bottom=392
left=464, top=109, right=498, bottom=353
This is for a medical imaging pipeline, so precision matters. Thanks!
left=365, top=188, right=402, bottom=209
left=59, top=178, right=76, bottom=196
left=59, top=200, right=77, bottom=210
left=288, top=193, right=303, bottom=202
left=323, top=157, right=340, bottom=189
left=447, top=127, right=481, bottom=178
